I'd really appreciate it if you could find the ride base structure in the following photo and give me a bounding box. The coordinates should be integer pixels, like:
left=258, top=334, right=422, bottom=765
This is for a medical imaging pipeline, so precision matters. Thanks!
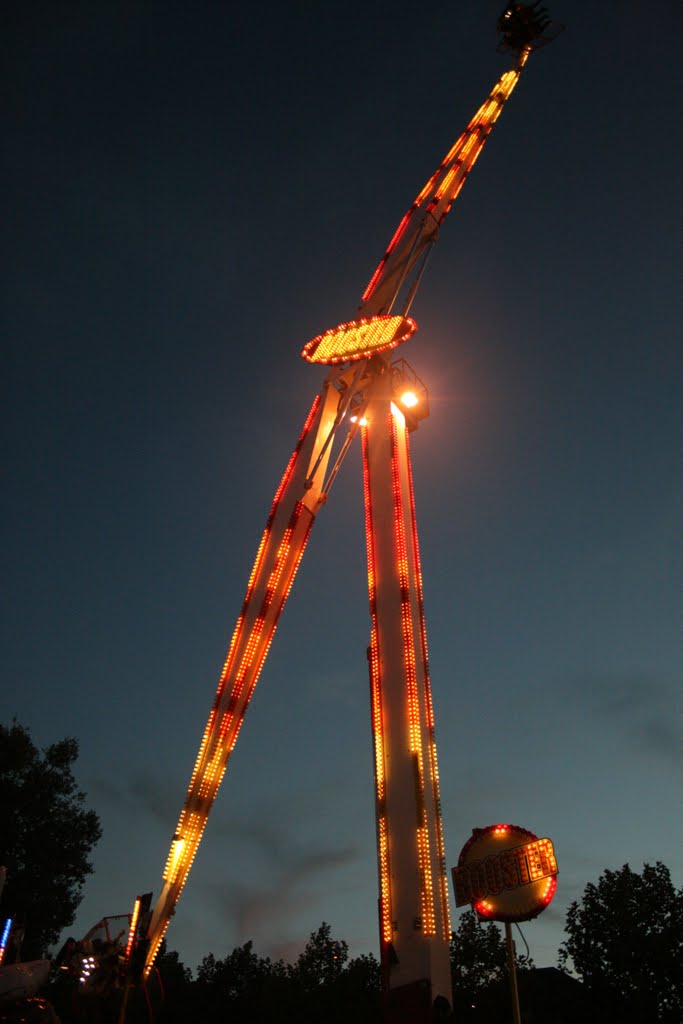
left=142, top=12, right=555, bottom=1020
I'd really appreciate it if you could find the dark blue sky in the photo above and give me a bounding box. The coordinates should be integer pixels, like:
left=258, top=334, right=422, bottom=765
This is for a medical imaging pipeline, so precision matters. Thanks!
left=3, top=1, right=681, bottom=971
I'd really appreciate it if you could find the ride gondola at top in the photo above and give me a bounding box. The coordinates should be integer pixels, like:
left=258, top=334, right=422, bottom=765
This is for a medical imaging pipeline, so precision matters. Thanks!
left=497, top=1, right=564, bottom=54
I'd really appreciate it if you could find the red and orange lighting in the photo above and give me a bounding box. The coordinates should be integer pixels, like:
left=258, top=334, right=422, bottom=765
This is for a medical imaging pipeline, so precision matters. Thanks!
left=302, top=315, right=417, bottom=365
left=147, top=399, right=326, bottom=973
left=540, top=876, right=557, bottom=906
left=454, top=825, right=558, bottom=923
left=362, top=428, right=393, bottom=947
left=390, top=417, right=441, bottom=936
left=402, top=432, right=449, bottom=939
left=360, top=58, right=528, bottom=315
left=146, top=34, right=539, bottom=982
left=125, top=898, right=141, bottom=961
left=401, top=425, right=451, bottom=940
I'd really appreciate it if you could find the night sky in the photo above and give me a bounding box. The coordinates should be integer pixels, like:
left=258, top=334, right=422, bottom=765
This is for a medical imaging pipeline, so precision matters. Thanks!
left=3, top=1, right=681, bottom=972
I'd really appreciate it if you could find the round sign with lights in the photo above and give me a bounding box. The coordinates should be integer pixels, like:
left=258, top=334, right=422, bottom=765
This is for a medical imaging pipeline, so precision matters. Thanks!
left=301, top=314, right=417, bottom=365
left=452, top=823, right=558, bottom=923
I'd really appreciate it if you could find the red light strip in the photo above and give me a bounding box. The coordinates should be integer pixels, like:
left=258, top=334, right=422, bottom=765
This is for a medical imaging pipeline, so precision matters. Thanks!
left=362, top=211, right=414, bottom=303
left=541, top=876, right=557, bottom=905
left=268, top=396, right=321, bottom=513
left=150, top=399, right=323, bottom=970
left=362, top=427, right=392, bottom=947
left=125, top=898, right=141, bottom=961
left=389, top=418, right=436, bottom=935
left=360, top=58, right=526, bottom=309
left=427, top=68, right=522, bottom=226
left=169, top=394, right=324, bottom=857
left=404, top=430, right=451, bottom=940
left=227, top=503, right=310, bottom=754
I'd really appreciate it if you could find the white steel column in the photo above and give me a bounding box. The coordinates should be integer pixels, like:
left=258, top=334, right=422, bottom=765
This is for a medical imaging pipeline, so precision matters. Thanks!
left=362, top=362, right=451, bottom=1017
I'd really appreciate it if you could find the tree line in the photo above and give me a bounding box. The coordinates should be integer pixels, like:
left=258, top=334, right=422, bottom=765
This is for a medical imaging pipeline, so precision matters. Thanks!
left=1, top=721, right=681, bottom=1022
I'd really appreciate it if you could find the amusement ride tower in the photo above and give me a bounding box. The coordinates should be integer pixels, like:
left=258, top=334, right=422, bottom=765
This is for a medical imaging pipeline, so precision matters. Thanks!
left=143, top=8, right=557, bottom=1019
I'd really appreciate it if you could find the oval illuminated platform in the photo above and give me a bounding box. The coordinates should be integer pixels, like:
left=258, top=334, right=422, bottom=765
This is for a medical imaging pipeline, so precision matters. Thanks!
left=302, top=314, right=417, bottom=365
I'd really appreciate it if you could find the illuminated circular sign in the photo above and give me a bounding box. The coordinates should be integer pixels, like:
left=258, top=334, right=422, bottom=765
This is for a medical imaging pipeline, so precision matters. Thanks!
left=452, top=823, right=558, bottom=923
left=301, top=314, right=417, bottom=365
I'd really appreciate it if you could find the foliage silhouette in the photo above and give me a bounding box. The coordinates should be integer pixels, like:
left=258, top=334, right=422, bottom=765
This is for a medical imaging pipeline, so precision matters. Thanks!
left=558, top=861, right=683, bottom=1022
left=0, top=720, right=102, bottom=959
left=189, top=923, right=379, bottom=1024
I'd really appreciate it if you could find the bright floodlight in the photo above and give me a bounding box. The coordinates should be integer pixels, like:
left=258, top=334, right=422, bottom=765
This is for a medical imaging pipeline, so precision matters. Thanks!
left=400, top=391, right=419, bottom=408
left=302, top=314, right=417, bottom=365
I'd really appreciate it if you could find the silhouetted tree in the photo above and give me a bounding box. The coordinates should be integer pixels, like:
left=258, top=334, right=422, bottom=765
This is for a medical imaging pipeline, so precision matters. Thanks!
left=340, top=950, right=381, bottom=1002
left=155, top=942, right=192, bottom=987
left=290, top=922, right=380, bottom=1023
left=151, top=941, right=193, bottom=1024
left=292, top=920, right=348, bottom=990
left=0, top=720, right=102, bottom=958
left=558, top=861, right=683, bottom=1022
left=194, top=940, right=289, bottom=1022
left=193, top=924, right=380, bottom=1024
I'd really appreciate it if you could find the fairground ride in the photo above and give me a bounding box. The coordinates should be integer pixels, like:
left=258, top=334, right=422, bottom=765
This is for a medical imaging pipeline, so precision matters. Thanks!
left=137, top=7, right=559, bottom=1021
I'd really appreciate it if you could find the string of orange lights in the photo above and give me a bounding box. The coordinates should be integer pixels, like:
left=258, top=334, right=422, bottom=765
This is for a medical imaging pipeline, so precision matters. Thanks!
left=360, top=50, right=529, bottom=318
left=389, top=416, right=436, bottom=936
left=360, top=388, right=452, bottom=1002
left=146, top=392, right=337, bottom=969
left=404, top=429, right=451, bottom=941
left=362, top=426, right=393, bottom=949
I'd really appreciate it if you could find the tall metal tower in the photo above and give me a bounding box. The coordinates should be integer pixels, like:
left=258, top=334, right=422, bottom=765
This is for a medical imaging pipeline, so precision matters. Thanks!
left=144, top=9, right=556, bottom=1019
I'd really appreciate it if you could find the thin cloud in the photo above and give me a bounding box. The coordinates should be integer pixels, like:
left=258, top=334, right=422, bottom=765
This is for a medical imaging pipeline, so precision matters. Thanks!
left=89, top=770, right=186, bottom=825
left=635, top=718, right=683, bottom=767
left=202, top=839, right=357, bottom=959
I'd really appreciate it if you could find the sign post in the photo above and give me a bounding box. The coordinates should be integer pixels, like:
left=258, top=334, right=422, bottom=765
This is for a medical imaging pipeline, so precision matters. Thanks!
left=504, top=922, right=522, bottom=1024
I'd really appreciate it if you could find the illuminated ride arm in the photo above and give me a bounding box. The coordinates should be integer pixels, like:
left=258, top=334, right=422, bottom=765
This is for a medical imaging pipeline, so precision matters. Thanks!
left=145, top=366, right=365, bottom=969
left=359, top=49, right=530, bottom=320
left=300, top=52, right=531, bottom=375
